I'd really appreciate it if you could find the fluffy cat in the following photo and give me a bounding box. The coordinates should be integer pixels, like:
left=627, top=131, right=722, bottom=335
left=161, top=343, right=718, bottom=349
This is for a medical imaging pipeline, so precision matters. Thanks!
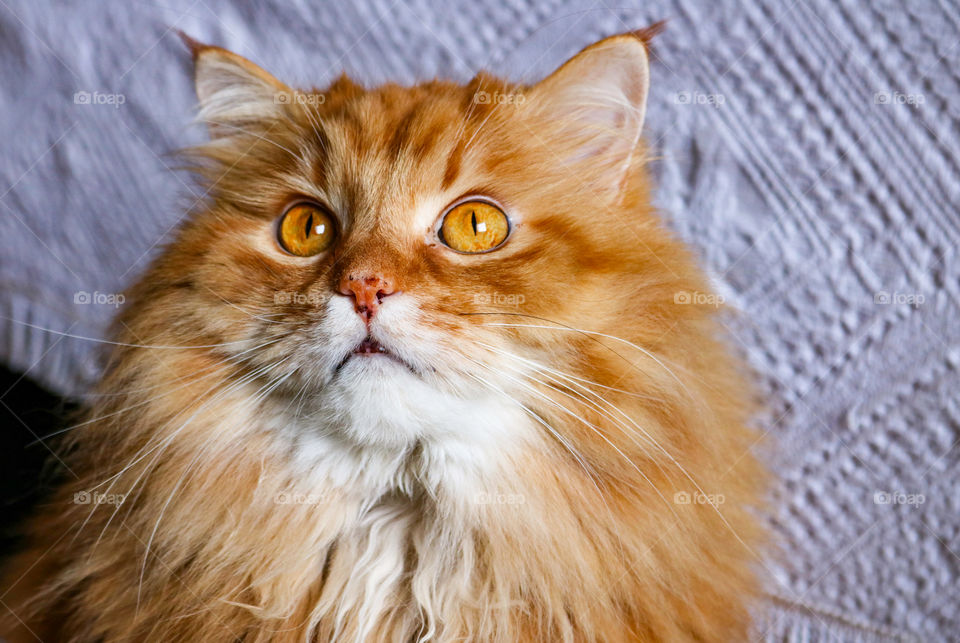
left=1, top=27, right=765, bottom=642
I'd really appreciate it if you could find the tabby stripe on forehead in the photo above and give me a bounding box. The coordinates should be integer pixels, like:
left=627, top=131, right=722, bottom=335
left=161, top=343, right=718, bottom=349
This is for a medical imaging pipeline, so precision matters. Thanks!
left=310, top=127, right=329, bottom=187
left=387, top=101, right=445, bottom=163
left=442, top=141, right=464, bottom=191
left=386, top=103, right=421, bottom=161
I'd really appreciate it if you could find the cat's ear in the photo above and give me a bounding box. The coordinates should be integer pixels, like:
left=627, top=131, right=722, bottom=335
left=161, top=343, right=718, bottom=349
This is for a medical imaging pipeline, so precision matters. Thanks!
left=180, top=33, right=293, bottom=138
left=528, top=33, right=652, bottom=197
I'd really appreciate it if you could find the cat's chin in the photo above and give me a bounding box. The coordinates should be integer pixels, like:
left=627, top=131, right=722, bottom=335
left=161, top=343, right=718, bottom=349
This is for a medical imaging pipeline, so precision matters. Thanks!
left=306, top=353, right=457, bottom=449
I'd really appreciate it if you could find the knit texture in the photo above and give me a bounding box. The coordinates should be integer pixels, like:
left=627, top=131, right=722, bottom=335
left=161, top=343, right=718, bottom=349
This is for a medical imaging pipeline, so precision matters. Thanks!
left=0, top=1, right=956, bottom=640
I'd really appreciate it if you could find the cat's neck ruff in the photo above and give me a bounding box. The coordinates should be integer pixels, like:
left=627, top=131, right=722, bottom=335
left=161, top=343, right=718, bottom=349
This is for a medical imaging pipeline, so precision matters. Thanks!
left=273, top=387, right=538, bottom=512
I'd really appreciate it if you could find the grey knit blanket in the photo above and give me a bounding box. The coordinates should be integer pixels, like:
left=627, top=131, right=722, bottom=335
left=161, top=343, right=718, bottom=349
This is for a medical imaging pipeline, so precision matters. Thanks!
left=0, top=1, right=956, bottom=639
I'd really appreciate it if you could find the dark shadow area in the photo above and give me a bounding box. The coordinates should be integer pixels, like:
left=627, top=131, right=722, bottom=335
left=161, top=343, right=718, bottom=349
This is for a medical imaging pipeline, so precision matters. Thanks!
left=0, top=366, right=76, bottom=562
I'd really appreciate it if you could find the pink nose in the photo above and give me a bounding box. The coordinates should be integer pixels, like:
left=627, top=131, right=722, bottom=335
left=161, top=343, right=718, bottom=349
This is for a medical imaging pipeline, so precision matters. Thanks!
left=338, top=274, right=397, bottom=322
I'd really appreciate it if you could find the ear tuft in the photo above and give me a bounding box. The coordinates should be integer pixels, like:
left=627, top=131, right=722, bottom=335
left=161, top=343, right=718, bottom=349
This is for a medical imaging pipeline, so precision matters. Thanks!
left=175, top=30, right=208, bottom=60
left=630, top=20, right=666, bottom=51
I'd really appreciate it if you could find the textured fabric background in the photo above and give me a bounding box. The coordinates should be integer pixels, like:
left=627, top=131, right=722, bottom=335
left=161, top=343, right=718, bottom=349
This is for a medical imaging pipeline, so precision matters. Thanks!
left=0, top=0, right=956, bottom=640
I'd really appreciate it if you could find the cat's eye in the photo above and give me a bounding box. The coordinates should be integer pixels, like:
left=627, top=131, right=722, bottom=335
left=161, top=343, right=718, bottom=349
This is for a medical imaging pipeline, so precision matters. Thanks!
left=439, top=200, right=509, bottom=253
left=277, top=203, right=337, bottom=256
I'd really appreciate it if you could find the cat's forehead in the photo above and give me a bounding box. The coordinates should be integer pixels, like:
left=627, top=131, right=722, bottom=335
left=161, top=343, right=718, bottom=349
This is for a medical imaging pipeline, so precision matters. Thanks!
left=310, top=78, right=510, bottom=224
left=318, top=75, right=519, bottom=160
left=320, top=81, right=470, bottom=144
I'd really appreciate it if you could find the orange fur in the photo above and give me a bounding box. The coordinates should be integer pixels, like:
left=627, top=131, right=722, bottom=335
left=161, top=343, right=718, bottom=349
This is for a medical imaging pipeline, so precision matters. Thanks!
left=1, top=30, right=766, bottom=642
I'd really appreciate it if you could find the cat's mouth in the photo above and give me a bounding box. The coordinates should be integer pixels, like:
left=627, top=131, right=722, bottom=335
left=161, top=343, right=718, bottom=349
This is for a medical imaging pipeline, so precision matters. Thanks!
left=354, top=338, right=389, bottom=355
left=334, top=336, right=417, bottom=374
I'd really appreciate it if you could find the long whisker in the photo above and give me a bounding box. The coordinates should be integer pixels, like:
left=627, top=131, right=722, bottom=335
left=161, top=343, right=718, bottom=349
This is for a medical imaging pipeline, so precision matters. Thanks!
left=464, top=355, right=679, bottom=522
left=464, top=363, right=629, bottom=563
left=477, top=342, right=675, bottom=452
left=462, top=79, right=527, bottom=153
left=78, top=359, right=287, bottom=546
left=200, top=285, right=287, bottom=324
left=469, top=315, right=692, bottom=398
left=83, top=345, right=265, bottom=399
left=462, top=370, right=600, bottom=485
left=31, top=338, right=284, bottom=445
left=478, top=344, right=756, bottom=555
left=480, top=341, right=662, bottom=402
left=200, top=120, right=305, bottom=163
left=87, top=356, right=294, bottom=574
left=136, top=361, right=294, bottom=610
left=479, top=344, right=672, bottom=460
left=0, top=315, right=258, bottom=350
left=299, top=102, right=328, bottom=155
left=87, top=358, right=286, bottom=495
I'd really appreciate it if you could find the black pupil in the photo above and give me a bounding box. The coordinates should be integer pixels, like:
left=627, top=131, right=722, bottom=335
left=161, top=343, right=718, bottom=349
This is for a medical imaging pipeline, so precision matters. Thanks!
left=305, top=212, right=314, bottom=239
left=470, top=210, right=477, bottom=236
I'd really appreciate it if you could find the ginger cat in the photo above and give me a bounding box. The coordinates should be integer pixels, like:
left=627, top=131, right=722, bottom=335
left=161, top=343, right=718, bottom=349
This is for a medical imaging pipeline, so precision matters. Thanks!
left=1, top=27, right=765, bottom=642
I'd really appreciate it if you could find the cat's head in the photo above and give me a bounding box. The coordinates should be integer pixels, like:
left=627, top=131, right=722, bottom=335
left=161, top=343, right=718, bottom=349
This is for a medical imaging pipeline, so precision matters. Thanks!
left=122, top=31, right=708, bottom=467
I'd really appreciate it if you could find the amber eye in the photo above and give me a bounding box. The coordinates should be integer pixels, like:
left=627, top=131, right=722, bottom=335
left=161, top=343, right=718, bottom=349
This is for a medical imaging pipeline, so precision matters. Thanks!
left=277, top=203, right=337, bottom=256
left=439, top=200, right=510, bottom=253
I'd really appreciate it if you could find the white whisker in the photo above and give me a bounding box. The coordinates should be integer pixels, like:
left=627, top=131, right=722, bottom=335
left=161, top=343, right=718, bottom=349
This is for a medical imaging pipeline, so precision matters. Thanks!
left=202, top=120, right=306, bottom=164
left=136, top=361, right=293, bottom=610
left=478, top=322, right=692, bottom=398
left=0, top=315, right=258, bottom=350
left=478, top=342, right=754, bottom=553
left=464, top=354, right=678, bottom=523
left=33, top=338, right=283, bottom=444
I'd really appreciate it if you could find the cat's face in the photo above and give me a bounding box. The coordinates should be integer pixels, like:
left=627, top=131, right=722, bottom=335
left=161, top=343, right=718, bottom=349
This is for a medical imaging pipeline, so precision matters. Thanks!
left=138, top=37, right=678, bottom=459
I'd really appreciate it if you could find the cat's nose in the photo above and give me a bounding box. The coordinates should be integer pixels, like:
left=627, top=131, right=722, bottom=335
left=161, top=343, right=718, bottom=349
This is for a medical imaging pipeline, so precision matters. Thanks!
left=338, top=273, right=397, bottom=322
